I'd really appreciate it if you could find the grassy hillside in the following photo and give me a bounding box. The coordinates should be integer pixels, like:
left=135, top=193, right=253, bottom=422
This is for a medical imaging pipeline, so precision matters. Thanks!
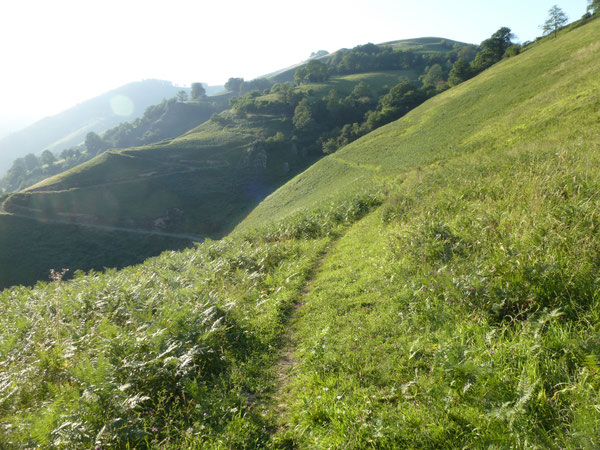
left=0, top=68, right=421, bottom=291
left=238, top=18, right=600, bottom=230
left=0, top=34, right=474, bottom=289
left=3, top=116, right=308, bottom=238
left=1, top=17, right=600, bottom=448
left=269, top=37, right=472, bottom=83
left=0, top=213, right=193, bottom=290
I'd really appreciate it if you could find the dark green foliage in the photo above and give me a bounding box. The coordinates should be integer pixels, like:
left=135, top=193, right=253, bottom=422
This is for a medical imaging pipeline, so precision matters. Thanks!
left=225, top=77, right=245, bottom=94
left=40, top=149, right=56, bottom=166
left=0, top=149, right=88, bottom=194
left=471, top=27, right=515, bottom=72
left=294, top=60, right=329, bottom=84
left=504, top=44, right=521, bottom=58
left=327, top=43, right=422, bottom=75
left=23, top=153, right=39, bottom=171
left=448, top=57, right=473, bottom=86
left=589, top=0, right=600, bottom=14
left=292, top=98, right=315, bottom=130
left=191, top=82, right=206, bottom=100
left=419, top=64, right=446, bottom=88
left=85, top=131, right=107, bottom=155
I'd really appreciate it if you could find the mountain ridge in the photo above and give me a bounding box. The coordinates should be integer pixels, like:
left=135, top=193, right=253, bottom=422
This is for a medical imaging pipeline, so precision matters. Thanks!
left=0, top=79, right=190, bottom=174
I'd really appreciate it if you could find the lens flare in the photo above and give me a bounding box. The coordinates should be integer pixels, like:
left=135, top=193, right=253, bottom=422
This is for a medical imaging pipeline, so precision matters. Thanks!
left=110, top=95, right=134, bottom=116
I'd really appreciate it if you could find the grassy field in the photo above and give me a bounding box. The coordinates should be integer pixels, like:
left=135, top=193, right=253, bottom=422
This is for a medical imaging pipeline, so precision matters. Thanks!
left=1, top=18, right=600, bottom=448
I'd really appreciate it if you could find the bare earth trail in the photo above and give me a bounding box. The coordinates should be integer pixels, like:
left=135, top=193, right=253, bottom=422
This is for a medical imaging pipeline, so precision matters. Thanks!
left=268, top=226, right=352, bottom=432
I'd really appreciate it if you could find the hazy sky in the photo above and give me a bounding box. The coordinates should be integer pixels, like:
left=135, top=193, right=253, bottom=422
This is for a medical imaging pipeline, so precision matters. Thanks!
left=0, top=0, right=588, bottom=121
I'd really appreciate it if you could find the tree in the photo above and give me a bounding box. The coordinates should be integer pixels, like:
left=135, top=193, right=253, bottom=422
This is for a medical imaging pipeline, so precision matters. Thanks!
left=85, top=131, right=106, bottom=155
left=471, top=27, right=514, bottom=72
left=542, top=5, right=568, bottom=38
left=448, top=58, right=472, bottom=86
left=23, top=153, right=40, bottom=171
left=176, top=90, right=188, bottom=102
left=40, top=150, right=56, bottom=166
left=351, top=81, right=372, bottom=100
left=225, top=77, right=244, bottom=94
left=587, top=0, right=600, bottom=15
left=294, top=60, right=329, bottom=85
left=191, top=82, right=206, bottom=100
left=310, top=50, right=329, bottom=59
left=504, top=44, right=521, bottom=58
left=292, top=98, right=315, bottom=130
left=420, top=64, right=445, bottom=88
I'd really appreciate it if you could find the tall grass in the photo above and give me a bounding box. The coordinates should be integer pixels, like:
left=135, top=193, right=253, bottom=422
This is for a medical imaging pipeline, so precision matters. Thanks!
left=0, top=194, right=380, bottom=448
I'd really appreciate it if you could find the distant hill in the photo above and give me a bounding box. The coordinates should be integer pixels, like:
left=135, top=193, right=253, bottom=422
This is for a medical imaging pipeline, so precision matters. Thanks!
left=0, top=80, right=189, bottom=174
left=0, top=115, right=40, bottom=140
left=0, top=36, right=474, bottom=289
left=268, top=37, right=475, bottom=83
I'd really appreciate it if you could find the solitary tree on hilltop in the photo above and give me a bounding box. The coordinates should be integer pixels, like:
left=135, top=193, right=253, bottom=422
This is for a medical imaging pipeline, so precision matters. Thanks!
left=542, top=5, right=568, bottom=38
left=191, top=82, right=206, bottom=100
left=225, top=77, right=244, bottom=94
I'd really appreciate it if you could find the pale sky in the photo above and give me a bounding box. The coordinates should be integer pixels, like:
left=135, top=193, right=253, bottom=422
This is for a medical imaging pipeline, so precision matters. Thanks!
left=0, top=0, right=587, bottom=121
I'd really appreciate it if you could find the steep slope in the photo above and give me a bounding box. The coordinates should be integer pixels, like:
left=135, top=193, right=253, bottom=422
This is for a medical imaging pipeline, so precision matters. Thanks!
left=0, top=36, right=474, bottom=290
left=1, top=68, right=424, bottom=241
left=238, top=20, right=600, bottom=230
left=0, top=80, right=187, bottom=174
left=1, top=18, right=600, bottom=448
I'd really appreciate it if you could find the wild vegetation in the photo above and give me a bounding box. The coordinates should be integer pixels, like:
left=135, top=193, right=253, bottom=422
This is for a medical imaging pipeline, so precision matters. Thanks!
left=0, top=10, right=599, bottom=448
left=0, top=93, right=225, bottom=194
left=0, top=194, right=381, bottom=447
left=0, top=36, right=480, bottom=288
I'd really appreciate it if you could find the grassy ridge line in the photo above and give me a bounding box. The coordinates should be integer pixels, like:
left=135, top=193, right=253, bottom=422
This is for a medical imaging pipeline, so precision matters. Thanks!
left=237, top=17, right=600, bottom=232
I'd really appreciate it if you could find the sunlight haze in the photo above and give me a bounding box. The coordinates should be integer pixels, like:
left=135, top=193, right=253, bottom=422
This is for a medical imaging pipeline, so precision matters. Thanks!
left=1, top=0, right=586, bottom=121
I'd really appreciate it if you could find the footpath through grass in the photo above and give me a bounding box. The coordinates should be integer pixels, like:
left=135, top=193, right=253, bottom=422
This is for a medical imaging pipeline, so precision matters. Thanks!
left=0, top=194, right=380, bottom=448
left=267, top=138, right=600, bottom=447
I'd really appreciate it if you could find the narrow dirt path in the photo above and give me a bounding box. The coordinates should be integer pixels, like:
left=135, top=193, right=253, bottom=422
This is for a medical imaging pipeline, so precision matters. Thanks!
left=269, top=231, right=347, bottom=430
